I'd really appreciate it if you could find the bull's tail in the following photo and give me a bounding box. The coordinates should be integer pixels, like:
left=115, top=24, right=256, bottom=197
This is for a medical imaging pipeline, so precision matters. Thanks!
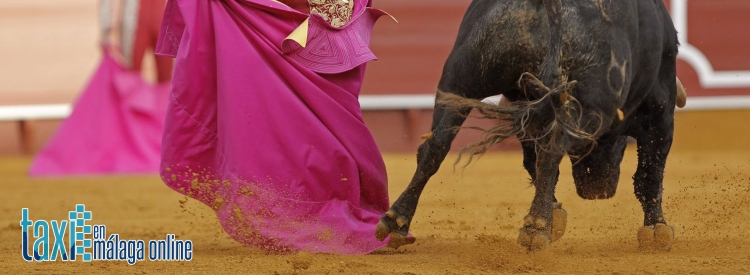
left=539, top=0, right=563, bottom=89
left=438, top=75, right=599, bottom=166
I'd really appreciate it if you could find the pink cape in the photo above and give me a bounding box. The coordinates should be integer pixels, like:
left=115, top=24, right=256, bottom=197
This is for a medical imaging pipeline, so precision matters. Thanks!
left=29, top=52, right=169, bottom=176
left=156, top=0, right=393, bottom=254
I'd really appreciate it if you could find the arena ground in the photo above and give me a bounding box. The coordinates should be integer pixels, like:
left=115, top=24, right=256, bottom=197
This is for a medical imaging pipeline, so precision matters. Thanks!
left=2, top=116, right=749, bottom=273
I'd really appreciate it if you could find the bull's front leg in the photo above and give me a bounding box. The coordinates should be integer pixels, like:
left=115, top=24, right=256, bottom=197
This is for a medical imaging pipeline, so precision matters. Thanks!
left=375, top=103, right=471, bottom=248
left=517, top=148, right=565, bottom=251
left=633, top=108, right=675, bottom=251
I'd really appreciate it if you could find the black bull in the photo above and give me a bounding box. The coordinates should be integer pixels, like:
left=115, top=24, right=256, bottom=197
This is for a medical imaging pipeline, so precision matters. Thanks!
left=376, top=0, right=686, bottom=251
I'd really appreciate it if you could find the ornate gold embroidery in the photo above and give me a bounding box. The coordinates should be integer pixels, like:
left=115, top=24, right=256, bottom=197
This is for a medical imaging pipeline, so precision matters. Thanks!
left=308, top=0, right=354, bottom=27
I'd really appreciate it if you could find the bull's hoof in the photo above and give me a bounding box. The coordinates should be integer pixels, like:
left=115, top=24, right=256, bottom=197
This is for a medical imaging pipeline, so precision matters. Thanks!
left=550, top=203, right=567, bottom=242
left=637, top=223, right=674, bottom=251
left=374, top=219, right=392, bottom=241
left=384, top=231, right=416, bottom=249
left=517, top=215, right=551, bottom=251
left=375, top=210, right=416, bottom=249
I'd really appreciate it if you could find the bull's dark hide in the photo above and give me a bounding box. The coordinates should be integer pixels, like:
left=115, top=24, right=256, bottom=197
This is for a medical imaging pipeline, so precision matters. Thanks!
left=377, top=0, right=680, bottom=251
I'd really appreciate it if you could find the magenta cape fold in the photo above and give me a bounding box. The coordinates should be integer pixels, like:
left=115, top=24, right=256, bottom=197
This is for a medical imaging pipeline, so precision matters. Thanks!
left=29, top=53, right=169, bottom=176
left=155, top=0, right=392, bottom=254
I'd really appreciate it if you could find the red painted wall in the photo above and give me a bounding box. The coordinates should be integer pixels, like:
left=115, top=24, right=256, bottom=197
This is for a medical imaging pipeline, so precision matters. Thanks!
left=672, top=0, right=750, bottom=96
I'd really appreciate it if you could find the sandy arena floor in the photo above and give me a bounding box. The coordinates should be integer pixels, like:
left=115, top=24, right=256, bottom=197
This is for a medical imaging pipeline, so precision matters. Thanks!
left=2, top=147, right=749, bottom=274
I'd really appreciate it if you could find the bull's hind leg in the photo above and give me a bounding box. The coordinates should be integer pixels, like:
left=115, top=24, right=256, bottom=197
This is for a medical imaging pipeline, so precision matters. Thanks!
left=631, top=99, right=676, bottom=251
left=517, top=149, right=565, bottom=251
left=375, top=95, right=472, bottom=248
left=521, top=141, right=567, bottom=242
